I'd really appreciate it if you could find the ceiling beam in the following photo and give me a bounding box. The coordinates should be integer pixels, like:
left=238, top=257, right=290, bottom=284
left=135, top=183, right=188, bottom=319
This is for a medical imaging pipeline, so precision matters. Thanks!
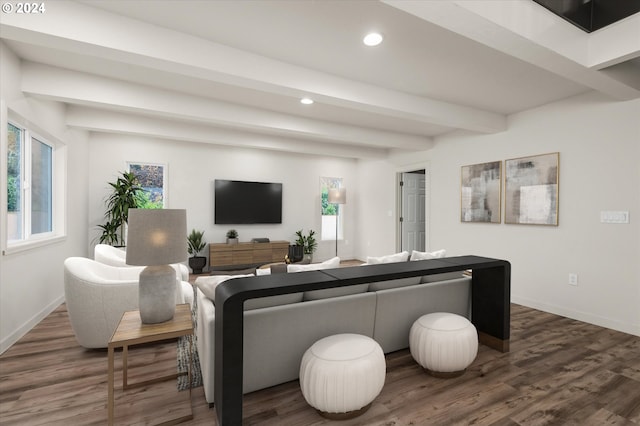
left=0, top=0, right=506, bottom=134
left=22, top=62, right=432, bottom=151
left=65, top=106, right=388, bottom=159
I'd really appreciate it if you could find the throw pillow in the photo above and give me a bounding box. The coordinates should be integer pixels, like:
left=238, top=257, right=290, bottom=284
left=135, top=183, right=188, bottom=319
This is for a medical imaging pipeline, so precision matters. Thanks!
left=410, top=249, right=446, bottom=261
left=287, top=256, right=340, bottom=272
left=195, top=274, right=254, bottom=302
left=365, top=251, right=409, bottom=265
left=255, top=263, right=287, bottom=275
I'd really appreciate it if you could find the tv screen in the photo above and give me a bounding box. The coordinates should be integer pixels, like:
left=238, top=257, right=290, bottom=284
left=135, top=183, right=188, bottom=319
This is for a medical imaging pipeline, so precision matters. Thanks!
left=214, top=179, right=282, bottom=224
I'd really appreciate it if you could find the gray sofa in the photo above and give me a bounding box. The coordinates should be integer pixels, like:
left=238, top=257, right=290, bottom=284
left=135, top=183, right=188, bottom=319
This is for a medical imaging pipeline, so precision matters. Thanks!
left=195, top=265, right=471, bottom=404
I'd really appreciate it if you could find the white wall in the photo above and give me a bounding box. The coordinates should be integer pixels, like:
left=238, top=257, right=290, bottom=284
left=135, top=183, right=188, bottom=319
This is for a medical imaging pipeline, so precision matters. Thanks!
left=375, top=91, right=639, bottom=336
left=87, top=133, right=358, bottom=265
left=2, top=34, right=637, bottom=354
left=354, top=157, right=433, bottom=259
left=0, top=42, right=90, bottom=353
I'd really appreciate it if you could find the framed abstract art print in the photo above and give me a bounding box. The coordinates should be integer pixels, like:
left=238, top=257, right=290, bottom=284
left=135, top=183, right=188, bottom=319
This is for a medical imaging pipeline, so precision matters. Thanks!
left=504, top=152, right=559, bottom=225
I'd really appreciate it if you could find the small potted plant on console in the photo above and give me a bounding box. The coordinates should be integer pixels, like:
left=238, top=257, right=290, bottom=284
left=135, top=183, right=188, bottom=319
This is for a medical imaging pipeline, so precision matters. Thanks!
left=187, top=229, right=207, bottom=274
left=295, top=229, right=317, bottom=263
left=226, top=229, right=239, bottom=245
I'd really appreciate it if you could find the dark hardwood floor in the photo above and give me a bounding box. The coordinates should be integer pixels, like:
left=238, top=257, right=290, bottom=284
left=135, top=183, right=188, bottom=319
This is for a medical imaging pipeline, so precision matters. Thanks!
left=1, top=302, right=638, bottom=425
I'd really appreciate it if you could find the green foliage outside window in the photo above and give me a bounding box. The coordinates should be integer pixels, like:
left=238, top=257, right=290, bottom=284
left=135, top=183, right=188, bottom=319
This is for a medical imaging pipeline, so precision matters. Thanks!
left=321, top=190, right=337, bottom=215
left=7, top=123, right=21, bottom=212
left=7, top=176, right=18, bottom=212
left=320, top=176, right=342, bottom=216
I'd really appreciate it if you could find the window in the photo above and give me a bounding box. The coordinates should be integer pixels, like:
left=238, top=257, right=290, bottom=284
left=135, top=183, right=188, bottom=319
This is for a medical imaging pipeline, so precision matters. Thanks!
left=127, top=162, right=166, bottom=209
left=7, top=123, right=22, bottom=240
left=320, top=177, right=343, bottom=241
left=5, top=118, right=64, bottom=252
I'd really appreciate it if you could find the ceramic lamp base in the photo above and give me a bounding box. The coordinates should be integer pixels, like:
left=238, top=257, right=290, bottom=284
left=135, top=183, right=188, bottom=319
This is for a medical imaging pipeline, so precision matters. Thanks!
left=138, top=264, right=176, bottom=324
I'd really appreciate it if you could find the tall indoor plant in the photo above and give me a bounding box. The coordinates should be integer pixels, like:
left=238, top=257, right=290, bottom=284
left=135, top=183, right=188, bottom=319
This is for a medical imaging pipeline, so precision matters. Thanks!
left=98, top=171, right=143, bottom=246
left=187, top=229, right=207, bottom=274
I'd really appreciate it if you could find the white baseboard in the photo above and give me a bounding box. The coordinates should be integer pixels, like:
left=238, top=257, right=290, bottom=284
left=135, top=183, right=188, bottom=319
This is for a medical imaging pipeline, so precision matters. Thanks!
left=512, top=295, right=640, bottom=337
left=0, top=295, right=65, bottom=355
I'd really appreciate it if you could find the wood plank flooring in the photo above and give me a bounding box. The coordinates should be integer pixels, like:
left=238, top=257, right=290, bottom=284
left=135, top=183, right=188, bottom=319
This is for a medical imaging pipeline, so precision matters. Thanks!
left=1, top=303, right=639, bottom=425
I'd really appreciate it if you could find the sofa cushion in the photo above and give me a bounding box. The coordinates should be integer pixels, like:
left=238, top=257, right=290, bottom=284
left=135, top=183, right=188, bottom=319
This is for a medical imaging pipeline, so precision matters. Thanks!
left=368, top=276, right=422, bottom=291
left=195, top=274, right=303, bottom=310
left=303, top=283, right=370, bottom=301
left=256, top=263, right=288, bottom=275
left=365, top=251, right=409, bottom=265
left=245, top=292, right=304, bottom=310
left=373, top=277, right=472, bottom=353
left=286, top=257, right=367, bottom=300
left=409, top=249, right=446, bottom=260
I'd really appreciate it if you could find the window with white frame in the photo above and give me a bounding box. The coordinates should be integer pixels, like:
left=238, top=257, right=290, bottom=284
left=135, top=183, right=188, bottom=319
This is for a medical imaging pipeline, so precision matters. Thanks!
left=320, top=177, right=343, bottom=241
left=5, top=119, right=65, bottom=251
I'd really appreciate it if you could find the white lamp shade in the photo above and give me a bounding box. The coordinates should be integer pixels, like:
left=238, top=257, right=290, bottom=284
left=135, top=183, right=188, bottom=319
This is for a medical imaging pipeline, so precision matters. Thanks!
left=126, top=209, right=188, bottom=266
left=328, top=188, right=347, bottom=204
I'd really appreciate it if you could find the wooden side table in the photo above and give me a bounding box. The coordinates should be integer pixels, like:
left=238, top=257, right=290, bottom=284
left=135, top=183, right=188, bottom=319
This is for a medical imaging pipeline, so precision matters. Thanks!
left=108, top=303, right=194, bottom=425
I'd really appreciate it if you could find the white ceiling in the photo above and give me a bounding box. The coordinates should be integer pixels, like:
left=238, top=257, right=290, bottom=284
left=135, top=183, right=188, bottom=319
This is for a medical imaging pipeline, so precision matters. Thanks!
left=1, top=0, right=638, bottom=158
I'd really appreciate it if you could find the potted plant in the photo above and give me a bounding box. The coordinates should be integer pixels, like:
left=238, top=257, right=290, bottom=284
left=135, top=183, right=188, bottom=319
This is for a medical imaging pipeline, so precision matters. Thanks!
left=187, top=229, right=207, bottom=274
left=98, top=171, right=143, bottom=246
left=226, top=229, right=239, bottom=244
left=295, top=229, right=317, bottom=262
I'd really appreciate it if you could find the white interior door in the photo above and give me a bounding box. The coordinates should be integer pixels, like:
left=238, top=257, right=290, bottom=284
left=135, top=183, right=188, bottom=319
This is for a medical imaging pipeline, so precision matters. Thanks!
left=401, top=172, right=426, bottom=252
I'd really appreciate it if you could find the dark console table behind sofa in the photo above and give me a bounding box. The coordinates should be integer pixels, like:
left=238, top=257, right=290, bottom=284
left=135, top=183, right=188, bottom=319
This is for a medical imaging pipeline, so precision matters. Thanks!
left=214, top=255, right=510, bottom=425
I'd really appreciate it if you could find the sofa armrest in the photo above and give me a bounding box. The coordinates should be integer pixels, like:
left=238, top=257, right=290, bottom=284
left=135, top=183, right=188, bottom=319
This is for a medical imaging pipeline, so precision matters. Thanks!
left=173, top=263, right=190, bottom=281
left=196, top=288, right=216, bottom=404
left=64, top=275, right=139, bottom=348
left=179, top=281, right=194, bottom=306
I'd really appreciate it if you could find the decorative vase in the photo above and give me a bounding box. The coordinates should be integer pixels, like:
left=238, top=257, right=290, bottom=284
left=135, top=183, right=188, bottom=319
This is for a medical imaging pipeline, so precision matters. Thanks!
left=189, top=256, right=207, bottom=274
left=304, top=253, right=313, bottom=263
left=227, top=238, right=238, bottom=245
left=138, top=264, right=176, bottom=324
left=289, top=245, right=304, bottom=263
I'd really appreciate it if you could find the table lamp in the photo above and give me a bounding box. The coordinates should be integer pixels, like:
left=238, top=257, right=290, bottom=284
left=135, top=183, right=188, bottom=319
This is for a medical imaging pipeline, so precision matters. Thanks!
left=126, top=209, right=187, bottom=324
left=328, top=187, right=346, bottom=257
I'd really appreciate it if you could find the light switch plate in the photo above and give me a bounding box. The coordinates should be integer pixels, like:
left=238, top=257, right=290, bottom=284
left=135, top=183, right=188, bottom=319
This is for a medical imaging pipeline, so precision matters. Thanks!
left=600, top=211, right=629, bottom=224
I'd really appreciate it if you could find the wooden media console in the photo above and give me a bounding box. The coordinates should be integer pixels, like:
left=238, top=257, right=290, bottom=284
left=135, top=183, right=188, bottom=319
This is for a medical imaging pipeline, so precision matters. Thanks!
left=209, top=240, right=289, bottom=270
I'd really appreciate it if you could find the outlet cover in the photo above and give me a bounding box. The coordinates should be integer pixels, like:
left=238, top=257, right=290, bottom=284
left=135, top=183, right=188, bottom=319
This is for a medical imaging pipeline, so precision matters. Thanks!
left=569, top=273, right=578, bottom=286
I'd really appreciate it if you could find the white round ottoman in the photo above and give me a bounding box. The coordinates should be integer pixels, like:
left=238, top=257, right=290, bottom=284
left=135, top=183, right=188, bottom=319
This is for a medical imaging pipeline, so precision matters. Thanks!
left=299, top=333, right=385, bottom=419
left=409, top=312, right=478, bottom=378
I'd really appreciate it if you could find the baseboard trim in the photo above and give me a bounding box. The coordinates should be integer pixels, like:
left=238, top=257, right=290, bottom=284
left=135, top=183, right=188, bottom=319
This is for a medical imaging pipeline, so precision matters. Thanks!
left=0, top=295, right=65, bottom=355
left=512, top=295, right=640, bottom=337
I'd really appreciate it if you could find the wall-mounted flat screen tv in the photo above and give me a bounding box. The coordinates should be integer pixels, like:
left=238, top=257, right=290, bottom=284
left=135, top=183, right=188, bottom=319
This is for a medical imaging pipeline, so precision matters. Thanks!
left=214, top=179, right=282, bottom=224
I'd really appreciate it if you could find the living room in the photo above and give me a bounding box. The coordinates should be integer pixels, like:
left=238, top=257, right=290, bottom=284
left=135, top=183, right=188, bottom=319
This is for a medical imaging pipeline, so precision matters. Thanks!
left=1, top=1, right=639, bottom=424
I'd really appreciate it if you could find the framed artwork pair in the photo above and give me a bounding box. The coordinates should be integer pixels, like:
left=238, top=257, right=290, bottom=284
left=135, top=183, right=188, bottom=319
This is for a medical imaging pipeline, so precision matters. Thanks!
left=461, top=152, right=559, bottom=226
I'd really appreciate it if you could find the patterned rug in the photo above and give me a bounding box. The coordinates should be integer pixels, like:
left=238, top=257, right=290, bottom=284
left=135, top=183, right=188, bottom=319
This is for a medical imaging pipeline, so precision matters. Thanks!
left=177, top=287, right=203, bottom=390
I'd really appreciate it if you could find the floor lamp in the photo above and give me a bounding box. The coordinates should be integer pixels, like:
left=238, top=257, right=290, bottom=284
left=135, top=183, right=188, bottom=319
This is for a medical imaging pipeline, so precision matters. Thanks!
left=126, top=209, right=187, bottom=324
left=328, top=188, right=346, bottom=257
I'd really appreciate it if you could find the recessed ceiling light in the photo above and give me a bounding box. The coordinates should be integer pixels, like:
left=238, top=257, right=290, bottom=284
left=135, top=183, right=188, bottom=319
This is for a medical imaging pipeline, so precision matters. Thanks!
left=363, top=32, right=383, bottom=47
left=300, top=97, right=314, bottom=105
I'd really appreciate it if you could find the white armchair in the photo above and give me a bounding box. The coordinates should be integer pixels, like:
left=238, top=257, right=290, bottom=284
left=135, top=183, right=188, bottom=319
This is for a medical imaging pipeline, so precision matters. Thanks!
left=64, top=257, right=193, bottom=349
left=94, top=243, right=127, bottom=266
left=94, top=244, right=190, bottom=281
